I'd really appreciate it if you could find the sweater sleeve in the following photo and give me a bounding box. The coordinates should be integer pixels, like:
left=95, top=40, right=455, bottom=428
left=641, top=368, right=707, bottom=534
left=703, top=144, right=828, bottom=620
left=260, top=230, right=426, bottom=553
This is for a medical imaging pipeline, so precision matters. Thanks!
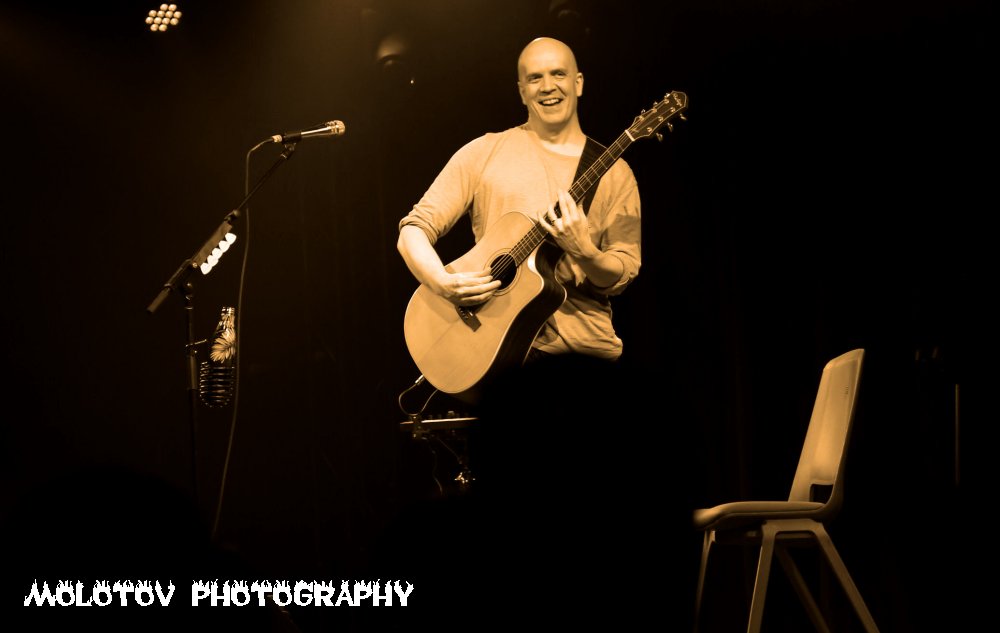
left=397, top=135, right=492, bottom=244
left=588, top=160, right=641, bottom=296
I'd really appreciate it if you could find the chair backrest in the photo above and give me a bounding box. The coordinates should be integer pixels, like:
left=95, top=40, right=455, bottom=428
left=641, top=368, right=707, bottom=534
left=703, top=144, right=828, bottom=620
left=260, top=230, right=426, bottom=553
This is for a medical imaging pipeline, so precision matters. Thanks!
left=787, top=348, right=865, bottom=517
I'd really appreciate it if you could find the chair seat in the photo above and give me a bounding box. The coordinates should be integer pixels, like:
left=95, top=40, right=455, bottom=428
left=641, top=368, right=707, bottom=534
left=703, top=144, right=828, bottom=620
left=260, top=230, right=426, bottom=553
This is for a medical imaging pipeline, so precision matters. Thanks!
left=693, top=500, right=826, bottom=531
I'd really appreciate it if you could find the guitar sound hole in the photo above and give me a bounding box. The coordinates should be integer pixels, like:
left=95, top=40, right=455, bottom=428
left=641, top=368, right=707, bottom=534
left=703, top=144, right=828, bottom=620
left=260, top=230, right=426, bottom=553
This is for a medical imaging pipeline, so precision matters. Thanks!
left=489, top=254, right=517, bottom=291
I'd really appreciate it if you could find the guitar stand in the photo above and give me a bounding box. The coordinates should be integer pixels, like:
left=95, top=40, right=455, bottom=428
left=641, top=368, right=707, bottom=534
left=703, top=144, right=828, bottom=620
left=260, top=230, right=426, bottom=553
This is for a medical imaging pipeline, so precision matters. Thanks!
left=400, top=413, right=477, bottom=495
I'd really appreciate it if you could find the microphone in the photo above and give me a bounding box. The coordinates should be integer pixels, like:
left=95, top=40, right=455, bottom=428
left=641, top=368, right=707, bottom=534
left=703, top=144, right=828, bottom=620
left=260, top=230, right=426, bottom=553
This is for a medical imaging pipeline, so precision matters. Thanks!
left=271, top=120, right=345, bottom=143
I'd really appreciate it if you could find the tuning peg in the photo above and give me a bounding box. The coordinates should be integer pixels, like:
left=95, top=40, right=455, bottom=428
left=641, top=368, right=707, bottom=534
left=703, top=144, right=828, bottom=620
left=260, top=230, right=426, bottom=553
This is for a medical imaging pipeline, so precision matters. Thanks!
left=655, top=132, right=664, bottom=142
left=679, top=113, right=687, bottom=121
left=667, top=121, right=674, bottom=132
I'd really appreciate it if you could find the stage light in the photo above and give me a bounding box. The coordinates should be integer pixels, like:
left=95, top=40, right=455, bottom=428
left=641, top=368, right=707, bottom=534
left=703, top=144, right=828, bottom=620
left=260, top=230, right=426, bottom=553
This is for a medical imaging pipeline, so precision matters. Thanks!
left=145, top=4, right=182, bottom=33
left=374, top=32, right=416, bottom=88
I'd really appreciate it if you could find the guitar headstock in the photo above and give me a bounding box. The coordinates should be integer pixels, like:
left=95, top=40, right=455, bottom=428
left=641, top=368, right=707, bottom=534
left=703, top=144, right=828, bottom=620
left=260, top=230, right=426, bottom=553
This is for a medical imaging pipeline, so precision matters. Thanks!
left=628, top=91, right=688, bottom=141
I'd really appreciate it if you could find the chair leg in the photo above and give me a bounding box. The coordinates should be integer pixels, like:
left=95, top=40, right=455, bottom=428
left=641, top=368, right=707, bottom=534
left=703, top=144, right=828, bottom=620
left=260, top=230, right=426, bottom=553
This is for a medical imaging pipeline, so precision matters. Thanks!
left=693, top=530, right=715, bottom=633
left=813, top=524, right=880, bottom=633
left=776, top=546, right=832, bottom=633
left=747, top=522, right=777, bottom=633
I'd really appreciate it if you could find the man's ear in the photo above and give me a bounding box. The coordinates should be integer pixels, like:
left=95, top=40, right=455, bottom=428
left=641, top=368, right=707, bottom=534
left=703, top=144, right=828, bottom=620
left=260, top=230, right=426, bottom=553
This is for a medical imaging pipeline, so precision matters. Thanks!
left=576, top=72, right=584, bottom=97
left=518, top=81, right=528, bottom=105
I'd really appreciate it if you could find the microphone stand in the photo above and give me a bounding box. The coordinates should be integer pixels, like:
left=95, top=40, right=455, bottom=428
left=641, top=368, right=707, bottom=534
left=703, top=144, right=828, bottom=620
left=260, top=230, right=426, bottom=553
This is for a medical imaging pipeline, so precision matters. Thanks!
left=146, top=141, right=298, bottom=506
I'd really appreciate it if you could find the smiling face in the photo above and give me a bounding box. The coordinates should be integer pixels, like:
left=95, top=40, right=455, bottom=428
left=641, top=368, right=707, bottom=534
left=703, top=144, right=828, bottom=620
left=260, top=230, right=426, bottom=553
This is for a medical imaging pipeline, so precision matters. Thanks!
left=517, top=38, right=584, bottom=136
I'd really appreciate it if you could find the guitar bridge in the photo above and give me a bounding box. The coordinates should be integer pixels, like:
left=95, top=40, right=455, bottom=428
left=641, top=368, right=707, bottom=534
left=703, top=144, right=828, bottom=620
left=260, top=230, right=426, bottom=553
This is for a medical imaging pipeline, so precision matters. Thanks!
left=455, top=306, right=481, bottom=331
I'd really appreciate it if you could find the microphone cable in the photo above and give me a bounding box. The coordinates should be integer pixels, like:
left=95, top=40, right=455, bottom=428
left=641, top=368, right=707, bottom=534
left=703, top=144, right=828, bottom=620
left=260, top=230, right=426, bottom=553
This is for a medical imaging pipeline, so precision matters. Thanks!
left=210, top=138, right=269, bottom=542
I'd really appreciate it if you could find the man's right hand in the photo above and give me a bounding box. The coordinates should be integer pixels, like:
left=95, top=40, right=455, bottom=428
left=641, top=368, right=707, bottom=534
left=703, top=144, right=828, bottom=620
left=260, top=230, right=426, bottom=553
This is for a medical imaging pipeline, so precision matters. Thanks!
left=398, top=225, right=500, bottom=306
left=428, top=268, right=501, bottom=307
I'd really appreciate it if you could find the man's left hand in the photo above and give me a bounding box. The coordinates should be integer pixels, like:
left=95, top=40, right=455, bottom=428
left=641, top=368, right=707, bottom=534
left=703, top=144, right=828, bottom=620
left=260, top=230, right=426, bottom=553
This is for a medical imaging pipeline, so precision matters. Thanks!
left=538, top=189, right=600, bottom=261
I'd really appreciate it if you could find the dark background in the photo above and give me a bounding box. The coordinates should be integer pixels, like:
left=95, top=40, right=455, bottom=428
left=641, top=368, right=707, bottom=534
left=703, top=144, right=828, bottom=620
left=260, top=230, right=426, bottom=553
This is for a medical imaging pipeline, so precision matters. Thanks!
left=1, top=0, right=989, bottom=631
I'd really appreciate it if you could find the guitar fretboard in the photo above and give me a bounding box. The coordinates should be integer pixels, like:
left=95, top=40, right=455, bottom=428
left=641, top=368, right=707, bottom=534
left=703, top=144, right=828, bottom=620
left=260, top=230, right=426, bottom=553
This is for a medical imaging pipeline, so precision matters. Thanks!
left=508, top=132, right=632, bottom=266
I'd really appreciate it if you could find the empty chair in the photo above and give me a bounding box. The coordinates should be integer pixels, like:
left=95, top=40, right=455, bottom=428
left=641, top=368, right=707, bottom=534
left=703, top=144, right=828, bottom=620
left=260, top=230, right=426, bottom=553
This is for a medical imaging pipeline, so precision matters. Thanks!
left=693, top=348, right=879, bottom=632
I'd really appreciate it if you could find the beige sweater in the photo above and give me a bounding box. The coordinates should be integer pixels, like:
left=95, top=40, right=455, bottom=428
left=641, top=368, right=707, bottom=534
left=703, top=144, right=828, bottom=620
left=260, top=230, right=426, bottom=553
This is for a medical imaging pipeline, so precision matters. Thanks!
left=399, top=126, right=641, bottom=359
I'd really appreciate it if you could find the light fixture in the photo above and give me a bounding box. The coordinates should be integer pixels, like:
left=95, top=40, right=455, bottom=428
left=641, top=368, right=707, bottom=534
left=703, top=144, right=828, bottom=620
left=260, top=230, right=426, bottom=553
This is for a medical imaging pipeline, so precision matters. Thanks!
left=145, top=4, right=182, bottom=33
left=374, top=32, right=416, bottom=88
left=199, top=233, right=237, bottom=275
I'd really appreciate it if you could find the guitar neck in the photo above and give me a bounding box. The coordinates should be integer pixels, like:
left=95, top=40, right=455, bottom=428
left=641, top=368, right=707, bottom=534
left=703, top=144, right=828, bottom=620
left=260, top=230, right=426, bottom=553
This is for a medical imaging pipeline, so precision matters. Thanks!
left=511, top=132, right=634, bottom=265
left=568, top=131, right=632, bottom=206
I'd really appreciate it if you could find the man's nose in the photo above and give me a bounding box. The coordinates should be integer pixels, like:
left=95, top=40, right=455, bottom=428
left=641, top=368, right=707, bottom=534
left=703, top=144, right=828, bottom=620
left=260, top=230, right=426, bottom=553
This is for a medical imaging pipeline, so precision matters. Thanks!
left=540, top=75, right=556, bottom=91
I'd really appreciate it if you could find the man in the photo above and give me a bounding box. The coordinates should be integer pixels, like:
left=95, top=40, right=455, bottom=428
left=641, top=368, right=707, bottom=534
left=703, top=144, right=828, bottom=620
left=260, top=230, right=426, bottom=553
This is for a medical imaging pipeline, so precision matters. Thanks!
left=390, top=41, right=654, bottom=630
left=397, top=36, right=641, bottom=363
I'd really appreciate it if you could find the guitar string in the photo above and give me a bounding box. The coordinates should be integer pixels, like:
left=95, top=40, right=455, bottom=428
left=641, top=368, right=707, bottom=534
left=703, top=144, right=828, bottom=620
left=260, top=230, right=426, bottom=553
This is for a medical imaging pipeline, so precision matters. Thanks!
left=486, top=130, right=568, bottom=280
left=493, top=137, right=624, bottom=276
left=488, top=133, right=632, bottom=281
left=491, top=102, right=683, bottom=277
left=483, top=95, right=686, bottom=277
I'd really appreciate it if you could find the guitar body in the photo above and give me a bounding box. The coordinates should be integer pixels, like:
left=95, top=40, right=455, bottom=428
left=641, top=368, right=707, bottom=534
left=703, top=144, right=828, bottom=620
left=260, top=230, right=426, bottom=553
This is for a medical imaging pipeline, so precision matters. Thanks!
left=403, top=212, right=566, bottom=402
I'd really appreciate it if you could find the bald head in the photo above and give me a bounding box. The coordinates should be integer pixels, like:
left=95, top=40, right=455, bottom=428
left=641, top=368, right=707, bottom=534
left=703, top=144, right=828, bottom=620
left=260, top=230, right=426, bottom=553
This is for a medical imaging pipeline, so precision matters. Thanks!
left=517, top=37, right=579, bottom=80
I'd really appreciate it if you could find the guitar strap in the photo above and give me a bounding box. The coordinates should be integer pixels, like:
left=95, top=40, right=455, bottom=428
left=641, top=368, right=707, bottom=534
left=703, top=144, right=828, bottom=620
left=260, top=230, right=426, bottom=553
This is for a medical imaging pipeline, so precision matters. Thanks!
left=573, top=136, right=609, bottom=215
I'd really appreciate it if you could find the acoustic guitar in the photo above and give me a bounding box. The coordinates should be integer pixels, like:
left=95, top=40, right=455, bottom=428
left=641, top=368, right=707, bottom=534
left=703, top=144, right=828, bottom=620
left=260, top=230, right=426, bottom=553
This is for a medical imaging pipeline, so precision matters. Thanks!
left=403, top=91, right=688, bottom=402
